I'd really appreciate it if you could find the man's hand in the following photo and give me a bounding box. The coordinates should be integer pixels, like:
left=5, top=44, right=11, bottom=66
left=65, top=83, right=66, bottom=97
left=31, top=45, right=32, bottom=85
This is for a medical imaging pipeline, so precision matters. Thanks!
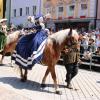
left=63, top=49, right=69, bottom=53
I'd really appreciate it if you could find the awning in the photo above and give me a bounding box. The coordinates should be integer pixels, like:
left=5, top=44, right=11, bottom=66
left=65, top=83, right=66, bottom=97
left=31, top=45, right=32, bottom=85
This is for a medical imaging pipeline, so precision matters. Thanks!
left=53, top=18, right=94, bottom=23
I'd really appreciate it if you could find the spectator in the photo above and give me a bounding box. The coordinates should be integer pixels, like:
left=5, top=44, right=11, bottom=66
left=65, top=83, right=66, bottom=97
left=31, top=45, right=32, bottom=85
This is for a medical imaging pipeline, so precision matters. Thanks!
left=82, top=38, right=96, bottom=60
left=81, top=35, right=89, bottom=53
left=92, top=47, right=100, bottom=64
left=96, top=35, right=100, bottom=49
left=23, top=16, right=35, bottom=30
left=95, top=28, right=100, bottom=38
left=90, top=31, right=96, bottom=42
left=95, top=47, right=100, bottom=55
left=9, top=23, right=16, bottom=32
left=88, top=38, right=96, bottom=53
left=44, top=13, right=55, bottom=34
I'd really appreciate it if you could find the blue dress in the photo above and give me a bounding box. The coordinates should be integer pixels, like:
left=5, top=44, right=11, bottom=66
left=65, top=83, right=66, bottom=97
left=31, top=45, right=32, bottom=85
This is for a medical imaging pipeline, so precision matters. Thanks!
left=12, top=28, right=48, bottom=69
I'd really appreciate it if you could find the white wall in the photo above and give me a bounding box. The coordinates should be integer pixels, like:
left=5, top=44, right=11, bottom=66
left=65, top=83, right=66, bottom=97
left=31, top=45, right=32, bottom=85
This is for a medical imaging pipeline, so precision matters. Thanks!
left=10, top=0, right=40, bottom=25
left=89, top=0, right=96, bottom=18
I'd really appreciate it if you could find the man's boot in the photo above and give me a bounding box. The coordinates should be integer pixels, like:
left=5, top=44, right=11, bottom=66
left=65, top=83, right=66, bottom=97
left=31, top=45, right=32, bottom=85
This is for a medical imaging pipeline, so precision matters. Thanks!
left=66, top=83, right=73, bottom=89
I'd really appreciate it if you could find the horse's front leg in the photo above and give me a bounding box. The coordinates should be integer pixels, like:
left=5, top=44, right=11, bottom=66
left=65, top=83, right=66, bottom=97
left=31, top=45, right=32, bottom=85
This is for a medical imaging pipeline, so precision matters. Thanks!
left=41, top=67, right=50, bottom=88
left=50, top=66, right=61, bottom=95
left=9, top=52, right=14, bottom=67
left=20, top=68, right=28, bottom=82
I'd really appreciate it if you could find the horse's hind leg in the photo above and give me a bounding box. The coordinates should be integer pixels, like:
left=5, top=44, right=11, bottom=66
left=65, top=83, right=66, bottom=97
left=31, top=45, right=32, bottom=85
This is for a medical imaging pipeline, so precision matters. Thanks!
left=20, top=68, right=27, bottom=82
left=41, top=67, right=50, bottom=87
left=23, top=69, right=28, bottom=81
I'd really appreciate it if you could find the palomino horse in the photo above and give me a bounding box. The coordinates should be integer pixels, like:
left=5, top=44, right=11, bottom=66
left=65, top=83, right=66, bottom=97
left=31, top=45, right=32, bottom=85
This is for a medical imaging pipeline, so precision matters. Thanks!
left=0, top=31, right=22, bottom=64
left=18, top=28, right=79, bottom=94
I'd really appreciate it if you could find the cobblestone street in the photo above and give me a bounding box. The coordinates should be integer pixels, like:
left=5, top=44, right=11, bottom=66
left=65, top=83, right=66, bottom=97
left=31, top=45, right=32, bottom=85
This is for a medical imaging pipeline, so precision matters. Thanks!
left=0, top=56, right=100, bottom=100
left=0, top=0, right=100, bottom=99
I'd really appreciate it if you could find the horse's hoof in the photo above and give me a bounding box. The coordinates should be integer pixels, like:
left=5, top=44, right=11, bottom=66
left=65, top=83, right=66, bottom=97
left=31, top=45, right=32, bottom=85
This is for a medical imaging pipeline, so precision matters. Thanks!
left=20, top=78, right=26, bottom=82
left=24, top=76, right=27, bottom=81
left=55, top=90, right=62, bottom=95
left=10, top=65, right=14, bottom=67
left=11, top=66, right=14, bottom=67
left=74, top=88, right=79, bottom=91
left=41, top=84, right=46, bottom=88
left=8, top=63, right=13, bottom=67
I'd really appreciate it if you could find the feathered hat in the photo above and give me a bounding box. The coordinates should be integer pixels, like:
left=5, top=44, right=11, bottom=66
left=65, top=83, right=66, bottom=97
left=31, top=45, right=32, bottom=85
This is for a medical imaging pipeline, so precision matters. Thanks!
left=0, top=18, right=7, bottom=23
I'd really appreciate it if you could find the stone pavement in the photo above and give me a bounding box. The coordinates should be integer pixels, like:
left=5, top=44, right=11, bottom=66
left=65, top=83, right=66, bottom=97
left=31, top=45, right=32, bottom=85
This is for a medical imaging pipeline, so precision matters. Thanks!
left=0, top=86, right=30, bottom=100
left=0, top=56, right=100, bottom=100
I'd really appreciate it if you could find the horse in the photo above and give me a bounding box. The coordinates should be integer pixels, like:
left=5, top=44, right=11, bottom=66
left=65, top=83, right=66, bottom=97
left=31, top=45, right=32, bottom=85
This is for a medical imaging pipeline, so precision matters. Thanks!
left=0, top=31, right=22, bottom=64
left=17, top=28, right=79, bottom=94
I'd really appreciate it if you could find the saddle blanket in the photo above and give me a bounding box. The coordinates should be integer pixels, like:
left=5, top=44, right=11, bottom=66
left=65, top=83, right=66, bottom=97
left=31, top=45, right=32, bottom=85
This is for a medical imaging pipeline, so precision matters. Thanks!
left=12, top=30, right=48, bottom=69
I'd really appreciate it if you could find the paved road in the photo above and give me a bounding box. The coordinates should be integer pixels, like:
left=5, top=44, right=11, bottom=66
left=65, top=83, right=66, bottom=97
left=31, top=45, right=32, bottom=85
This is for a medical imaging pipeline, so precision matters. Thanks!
left=0, top=56, right=100, bottom=100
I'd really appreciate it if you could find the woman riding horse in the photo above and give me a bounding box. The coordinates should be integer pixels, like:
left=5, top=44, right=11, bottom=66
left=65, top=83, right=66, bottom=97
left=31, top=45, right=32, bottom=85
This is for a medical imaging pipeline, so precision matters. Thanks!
left=0, top=19, right=8, bottom=52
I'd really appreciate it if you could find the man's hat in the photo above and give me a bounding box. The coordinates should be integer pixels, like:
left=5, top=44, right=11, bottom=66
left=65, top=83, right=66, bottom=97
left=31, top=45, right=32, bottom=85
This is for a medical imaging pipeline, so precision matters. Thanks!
left=0, top=18, right=7, bottom=23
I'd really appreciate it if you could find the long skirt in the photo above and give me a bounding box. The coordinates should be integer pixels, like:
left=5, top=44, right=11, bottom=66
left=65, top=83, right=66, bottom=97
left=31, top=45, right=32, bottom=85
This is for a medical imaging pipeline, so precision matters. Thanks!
left=12, top=30, right=48, bottom=69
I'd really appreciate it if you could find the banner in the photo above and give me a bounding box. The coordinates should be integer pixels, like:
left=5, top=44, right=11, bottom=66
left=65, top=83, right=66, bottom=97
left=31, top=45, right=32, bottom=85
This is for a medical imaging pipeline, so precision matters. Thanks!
left=0, top=0, right=3, bottom=18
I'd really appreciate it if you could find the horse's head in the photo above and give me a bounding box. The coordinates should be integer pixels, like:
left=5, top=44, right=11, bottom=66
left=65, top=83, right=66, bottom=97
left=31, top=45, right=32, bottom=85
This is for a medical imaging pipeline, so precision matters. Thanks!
left=65, top=28, right=80, bottom=50
left=49, top=28, right=80, bottom=51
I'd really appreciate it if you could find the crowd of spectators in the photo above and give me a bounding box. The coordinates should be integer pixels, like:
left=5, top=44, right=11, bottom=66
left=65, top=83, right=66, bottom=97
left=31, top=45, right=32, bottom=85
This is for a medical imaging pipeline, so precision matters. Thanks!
left=79, top=29, right=100, bottom=63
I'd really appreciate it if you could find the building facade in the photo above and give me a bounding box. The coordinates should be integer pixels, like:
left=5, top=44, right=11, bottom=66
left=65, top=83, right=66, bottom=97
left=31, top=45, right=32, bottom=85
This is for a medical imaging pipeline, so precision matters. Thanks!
left=97, top=0, right=100, bottom=28
left=44, top=0, right=97, bottom=31
left=44, top=0, right=67, bottom=19
left=5, top=0, right=42, bottom=26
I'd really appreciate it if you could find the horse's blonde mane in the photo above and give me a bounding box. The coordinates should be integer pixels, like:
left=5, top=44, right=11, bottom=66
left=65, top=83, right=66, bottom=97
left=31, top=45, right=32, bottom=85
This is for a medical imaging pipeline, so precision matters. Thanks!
left=6, top=31, right=20, bottom=44
left=50, top=29, right=78, bottom=45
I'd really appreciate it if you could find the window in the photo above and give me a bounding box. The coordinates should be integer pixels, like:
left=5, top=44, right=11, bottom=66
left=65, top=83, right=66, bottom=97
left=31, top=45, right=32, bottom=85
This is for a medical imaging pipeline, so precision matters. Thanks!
left=81, top=4, right=87, bottom=10
left=72, top=0, right=76, bottom=3
left=20, top=8, right=22, bottom=16
left=26, top=7, right=29, bottom=15
left=58, top=7, right=63, bottom=12
left=69, top=5, right=75, bottom=11
left=81, top=0, right=87, bottom=2
left=33, top=6, right=36, bottom=16
left=13, top=9, right=16, bottom=17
